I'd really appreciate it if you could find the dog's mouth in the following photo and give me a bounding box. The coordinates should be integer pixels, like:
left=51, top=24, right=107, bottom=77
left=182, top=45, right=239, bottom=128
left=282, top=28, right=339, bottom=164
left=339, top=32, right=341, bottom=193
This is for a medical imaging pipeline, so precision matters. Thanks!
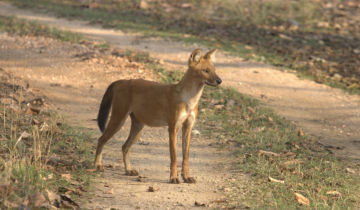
left=204, top=81, right=219, bottom=86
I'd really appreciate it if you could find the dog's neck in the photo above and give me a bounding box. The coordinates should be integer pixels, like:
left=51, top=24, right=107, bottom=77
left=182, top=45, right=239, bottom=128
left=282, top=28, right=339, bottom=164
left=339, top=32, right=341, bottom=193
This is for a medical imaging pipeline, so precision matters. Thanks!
left=176, top=70, right=204, bottom=110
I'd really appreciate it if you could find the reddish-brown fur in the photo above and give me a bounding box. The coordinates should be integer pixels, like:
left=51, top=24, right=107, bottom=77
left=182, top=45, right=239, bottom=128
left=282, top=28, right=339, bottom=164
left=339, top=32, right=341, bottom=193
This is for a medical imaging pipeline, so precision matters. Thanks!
left=94, top=48, right=221, bottom=183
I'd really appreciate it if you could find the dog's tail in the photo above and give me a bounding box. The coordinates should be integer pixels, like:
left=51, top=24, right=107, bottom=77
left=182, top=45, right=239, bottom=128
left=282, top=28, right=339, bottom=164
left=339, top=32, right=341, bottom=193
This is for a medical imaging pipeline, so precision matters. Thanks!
left=97, top=82, right=116, bottom=134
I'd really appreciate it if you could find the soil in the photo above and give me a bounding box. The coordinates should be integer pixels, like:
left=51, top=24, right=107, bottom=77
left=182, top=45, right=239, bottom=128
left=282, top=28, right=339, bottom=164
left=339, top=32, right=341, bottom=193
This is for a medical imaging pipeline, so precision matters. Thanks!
left=0, top=1, right=360, bottom=209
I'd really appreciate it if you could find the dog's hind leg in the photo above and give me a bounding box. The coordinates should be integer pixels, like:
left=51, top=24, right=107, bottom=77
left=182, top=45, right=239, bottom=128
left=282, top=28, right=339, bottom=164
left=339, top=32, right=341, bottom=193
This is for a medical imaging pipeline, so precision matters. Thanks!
left=94, top=105, right=130, bottom=171
left=122, top=113, right=145, bottom=176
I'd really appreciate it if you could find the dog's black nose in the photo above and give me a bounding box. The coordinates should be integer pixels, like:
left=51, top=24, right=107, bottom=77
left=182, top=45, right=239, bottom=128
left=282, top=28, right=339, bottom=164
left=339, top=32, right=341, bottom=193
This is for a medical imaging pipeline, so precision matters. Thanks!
left=216, top=78, right=222, bottom=84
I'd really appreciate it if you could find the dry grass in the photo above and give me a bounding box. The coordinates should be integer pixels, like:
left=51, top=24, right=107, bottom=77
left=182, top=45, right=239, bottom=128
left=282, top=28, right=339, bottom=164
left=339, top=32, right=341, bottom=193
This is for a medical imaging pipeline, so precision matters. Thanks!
left=182, top=0, right=321, bottom=25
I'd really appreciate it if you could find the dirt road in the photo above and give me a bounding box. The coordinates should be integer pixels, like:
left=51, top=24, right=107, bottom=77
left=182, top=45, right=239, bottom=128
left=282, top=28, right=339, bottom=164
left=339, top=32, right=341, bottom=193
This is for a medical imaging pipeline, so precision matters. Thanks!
left=1, top=1, right=360, bottom=208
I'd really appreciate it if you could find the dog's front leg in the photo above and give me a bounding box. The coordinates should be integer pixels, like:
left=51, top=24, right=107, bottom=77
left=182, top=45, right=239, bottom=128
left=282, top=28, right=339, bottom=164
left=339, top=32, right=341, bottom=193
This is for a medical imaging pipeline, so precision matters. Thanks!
left=168, top=125, right=181, bottom=184
left=181, top=112, right=196, bottom=183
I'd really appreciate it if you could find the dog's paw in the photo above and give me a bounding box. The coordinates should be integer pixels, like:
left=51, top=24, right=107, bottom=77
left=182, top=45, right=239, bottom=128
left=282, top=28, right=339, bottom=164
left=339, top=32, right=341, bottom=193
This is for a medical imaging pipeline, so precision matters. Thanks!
left=183, top=176, right=196, bottom=183
left=126, top=170, right=139, bottom=176
left=95, top=165, right=105, bottom=172
left=170, top=178, right=181, bottom=184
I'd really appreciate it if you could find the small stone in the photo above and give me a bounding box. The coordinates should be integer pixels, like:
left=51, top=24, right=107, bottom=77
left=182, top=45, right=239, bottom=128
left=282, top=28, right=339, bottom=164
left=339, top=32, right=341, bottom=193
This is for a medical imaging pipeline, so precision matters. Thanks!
left=226, top=99, right=236, bottom=107
left=317, top=22, right=329, bottom=28
left=191, top=130, right=200, bottom=135
left=139, top=1, right=148, bottom=9
left=353, top=48, right=360, bottom=54
left=180, top=189, right=186, bottom=193
left=346, top=168, right=355, bottom=174
left=332, top=73, right=342, bottom=80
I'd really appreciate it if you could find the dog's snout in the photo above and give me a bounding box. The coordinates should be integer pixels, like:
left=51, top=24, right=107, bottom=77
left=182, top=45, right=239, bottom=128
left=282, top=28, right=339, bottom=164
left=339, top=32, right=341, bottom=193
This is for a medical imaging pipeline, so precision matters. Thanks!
left=216, top=78, right=222, bottom=85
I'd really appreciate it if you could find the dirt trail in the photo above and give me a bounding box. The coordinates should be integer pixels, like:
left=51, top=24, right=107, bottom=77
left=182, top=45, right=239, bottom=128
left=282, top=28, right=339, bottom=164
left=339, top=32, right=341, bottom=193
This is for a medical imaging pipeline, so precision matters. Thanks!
left=1, top=1, right=360, bottom=207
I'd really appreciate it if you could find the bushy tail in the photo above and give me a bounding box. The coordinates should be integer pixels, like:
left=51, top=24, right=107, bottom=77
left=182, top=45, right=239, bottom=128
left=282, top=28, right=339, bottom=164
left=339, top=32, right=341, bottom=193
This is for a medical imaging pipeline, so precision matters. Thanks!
left=97, top=82, right=116, bottom=133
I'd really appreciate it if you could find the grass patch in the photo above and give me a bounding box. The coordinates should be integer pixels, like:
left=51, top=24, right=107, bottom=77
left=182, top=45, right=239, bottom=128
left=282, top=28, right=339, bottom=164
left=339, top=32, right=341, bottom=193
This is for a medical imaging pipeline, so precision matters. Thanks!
left=0, top=33, right=96, bottom=207
left=198, top=87, right=360, bottom=208
left=0, top=14, right=110, bottom=49
left=0, top=14, right=83, bottom=43
left=0, top=102, right=96, bottom=208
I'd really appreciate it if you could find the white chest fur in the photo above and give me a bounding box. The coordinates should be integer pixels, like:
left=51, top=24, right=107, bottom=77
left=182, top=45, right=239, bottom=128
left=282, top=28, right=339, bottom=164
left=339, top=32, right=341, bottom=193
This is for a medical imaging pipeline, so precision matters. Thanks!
left=175, top=85, right=203, bottom=128
left=180, top=85, right=203, bottom=111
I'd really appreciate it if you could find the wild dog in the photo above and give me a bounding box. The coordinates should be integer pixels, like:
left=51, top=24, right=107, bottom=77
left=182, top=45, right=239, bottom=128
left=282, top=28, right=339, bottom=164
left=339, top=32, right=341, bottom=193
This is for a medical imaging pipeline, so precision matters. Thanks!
left=94, top=48, right=222, bottom=184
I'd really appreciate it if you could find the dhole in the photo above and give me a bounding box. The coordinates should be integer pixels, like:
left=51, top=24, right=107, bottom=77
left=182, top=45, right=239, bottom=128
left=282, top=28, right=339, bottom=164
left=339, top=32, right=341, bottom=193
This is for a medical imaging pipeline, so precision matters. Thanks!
left=94, top=48, right=222, bottom=184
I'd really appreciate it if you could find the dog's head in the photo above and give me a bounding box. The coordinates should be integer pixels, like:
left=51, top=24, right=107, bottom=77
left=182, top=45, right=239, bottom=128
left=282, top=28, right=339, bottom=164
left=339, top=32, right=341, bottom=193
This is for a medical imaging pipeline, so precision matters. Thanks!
left=188, top=48, right=222, bottom=86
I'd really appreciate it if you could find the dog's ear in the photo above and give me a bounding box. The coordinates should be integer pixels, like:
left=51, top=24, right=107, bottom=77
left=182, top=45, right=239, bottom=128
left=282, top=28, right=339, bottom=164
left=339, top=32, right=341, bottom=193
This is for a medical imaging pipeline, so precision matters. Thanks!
left=204, top=48, right=218, bottom=63
left=189, top=49, right=202, bottom=65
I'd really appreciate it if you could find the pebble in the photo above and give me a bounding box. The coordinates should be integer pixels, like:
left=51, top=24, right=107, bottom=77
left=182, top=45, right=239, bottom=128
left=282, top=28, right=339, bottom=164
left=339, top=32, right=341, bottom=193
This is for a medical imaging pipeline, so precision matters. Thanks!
left=191, top=129, right=200, bottom=135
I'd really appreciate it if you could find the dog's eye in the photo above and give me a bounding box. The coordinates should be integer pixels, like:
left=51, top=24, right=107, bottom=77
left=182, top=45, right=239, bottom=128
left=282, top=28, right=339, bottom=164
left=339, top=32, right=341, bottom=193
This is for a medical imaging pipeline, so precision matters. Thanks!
left=202, top=69, right=208, bottom=73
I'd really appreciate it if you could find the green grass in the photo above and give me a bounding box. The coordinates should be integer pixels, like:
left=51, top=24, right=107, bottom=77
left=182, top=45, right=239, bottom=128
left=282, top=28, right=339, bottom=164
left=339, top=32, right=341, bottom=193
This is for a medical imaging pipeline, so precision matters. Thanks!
left=0, top=14, right=110, bottom=50
left=0, top=102, right=97, bottom=208
left=0, top=14, right=83, bottom=42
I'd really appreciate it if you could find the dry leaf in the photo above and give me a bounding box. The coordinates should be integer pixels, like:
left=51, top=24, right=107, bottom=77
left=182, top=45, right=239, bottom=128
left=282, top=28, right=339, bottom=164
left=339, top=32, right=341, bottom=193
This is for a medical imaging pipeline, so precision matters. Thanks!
left=60, top=194, right=80, bottom=209
left=0, top=183, right=12, bottom=198
left=58, top=186, right=73, bottom=194
left=346, top=168, right=355, bottom=173
left=267, top=116, right=273, bottom=122
left=279, top=34, right=293, bottom=40
left=258, top=150, right=279, bottom=157
left=22, top=199, right=30, bottom=206
left=268, top=176, right=284, bottom=183
left=18, top=131, right=31, bottom=139
left=45, top=190, right=61, bottom=206
left=294, top=192, right=309, bottom=205
left=61, top=174, right=72, bottom=181
left=194, top=201, right=206, bottom=206
left=181, top=3, right=193, bottom=8
left=247, top=107, right=256, bottom=114
left=252, top=126, right=265, bottom=133
left=298, top=128, right=304, bottom=136
left=326, top=190, right=341, bottom=197
left=214, top=104, right=224, bottom=110
left=147, top=186, right=160, bottom=192
left=253, top=114, right=266, bottom=121
left=281, top=152, right=296, bottom=157
left=31, top=118, right=40, bottom=126
left=25, top=107, right=40, bottom=115
left=241, top=130, right=250, bottom=134
left=29, top=192, right=47, bottom=207
left=4, top=200, right=19, bottom=208
left=282, top=159, right=303, bottom=168
left=86, top=168, right=97, bottom=172
left=103, top=188, right=114, bottom=194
